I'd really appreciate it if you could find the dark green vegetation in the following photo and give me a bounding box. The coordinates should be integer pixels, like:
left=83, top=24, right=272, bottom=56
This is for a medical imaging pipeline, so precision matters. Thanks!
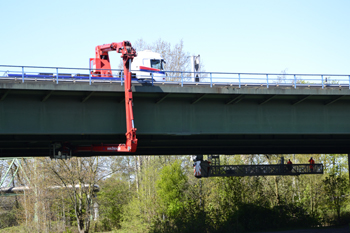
left=93, top=154, right=348, bottom=233
left=0, top=154, right=348, bottom=232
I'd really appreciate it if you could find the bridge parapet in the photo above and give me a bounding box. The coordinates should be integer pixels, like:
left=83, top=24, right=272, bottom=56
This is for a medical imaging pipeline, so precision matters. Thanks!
left=1, top=65, right=350, bottom=91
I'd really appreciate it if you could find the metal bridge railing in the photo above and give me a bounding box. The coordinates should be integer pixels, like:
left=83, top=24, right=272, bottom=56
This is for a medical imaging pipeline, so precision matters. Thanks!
left=0, top=65, right=349, bottom=89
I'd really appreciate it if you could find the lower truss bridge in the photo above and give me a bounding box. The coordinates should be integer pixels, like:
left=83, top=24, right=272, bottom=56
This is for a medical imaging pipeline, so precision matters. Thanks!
left=194, top=155, right=323, bottom=178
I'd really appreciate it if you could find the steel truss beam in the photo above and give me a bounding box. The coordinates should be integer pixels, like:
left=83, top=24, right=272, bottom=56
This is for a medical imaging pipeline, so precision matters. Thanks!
left=81, top=91, right=95, bottom=103
left=0, top=158, right=31, bottom=188
left=42, top=90, right=54, bottom=102
left=292, top=95, right=311, bottom=105
left=324, top=95, right=345, bottom=105
left=191, top=94, right=207, bottom=104
left=226, top=94, right=244, bottom=104
left=259, top=95, right=277, bottom=105
left=156, top=93, right=170, bottom=104
left=0, top=90, right=10, bottom=101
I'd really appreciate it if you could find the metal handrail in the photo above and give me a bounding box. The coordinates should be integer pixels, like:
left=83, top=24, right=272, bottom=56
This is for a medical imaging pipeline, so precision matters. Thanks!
left=0, top=65, right=349, bottom=89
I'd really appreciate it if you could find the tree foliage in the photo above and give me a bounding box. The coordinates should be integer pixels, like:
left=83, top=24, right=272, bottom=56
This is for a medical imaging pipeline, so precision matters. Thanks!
left=131, top=38, right=206, bottom=81
left=323, top=174, right=348, bottom=224
left=0, top=154, right=349, bottom=233
left=133, top=38, right=190, bottom=74
left=156, top=160, right=187, bottom=218
left=96, top=178, right=130, bottom=231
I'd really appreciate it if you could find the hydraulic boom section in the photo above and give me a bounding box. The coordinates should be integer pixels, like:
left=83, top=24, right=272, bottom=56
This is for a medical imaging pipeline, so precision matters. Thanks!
left=72, top=41, right=138, bottom=154
left=90, top=42, right=135, bottom=77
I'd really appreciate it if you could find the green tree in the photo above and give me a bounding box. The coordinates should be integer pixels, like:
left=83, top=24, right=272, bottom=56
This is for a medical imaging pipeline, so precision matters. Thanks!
left=120, top=156, right=163, bottom=233
left=156, top=159, right=187, bottom=218
left=323, top=174, right=348, bottom=224
left=96, top=178, right=130, bottom=231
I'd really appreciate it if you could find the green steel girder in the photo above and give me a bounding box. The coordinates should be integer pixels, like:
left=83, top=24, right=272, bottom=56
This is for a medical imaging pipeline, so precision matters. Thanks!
left=0, top=82, right=350, bottom=156
left=3, top=91, right=350, bottom=135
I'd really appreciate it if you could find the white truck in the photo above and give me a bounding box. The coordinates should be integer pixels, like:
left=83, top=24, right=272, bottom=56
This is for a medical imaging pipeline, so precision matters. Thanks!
left=130, top=50, right=166, bottom=82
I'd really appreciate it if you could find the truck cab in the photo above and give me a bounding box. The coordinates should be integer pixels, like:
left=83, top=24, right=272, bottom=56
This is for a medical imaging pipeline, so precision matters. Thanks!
left=131, top=50, right=166, bottom=82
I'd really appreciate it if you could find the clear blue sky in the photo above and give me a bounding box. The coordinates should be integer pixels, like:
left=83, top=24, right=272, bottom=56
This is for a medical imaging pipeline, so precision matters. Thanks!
left=1, top=0, right=349, bottom=74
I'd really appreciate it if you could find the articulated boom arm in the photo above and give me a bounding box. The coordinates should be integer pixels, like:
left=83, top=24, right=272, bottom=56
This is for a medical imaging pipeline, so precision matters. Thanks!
left=71, top=41, right=138, bottom=154
left=118, top=41, right=138, bottom=152
left=91, top=42, right=134, bottom=77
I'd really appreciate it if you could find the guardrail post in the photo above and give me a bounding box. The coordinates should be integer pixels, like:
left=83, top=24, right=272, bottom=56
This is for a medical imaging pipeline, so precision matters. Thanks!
left=56, top=68, right=59, bottom=84
left=238, top=73, right=241, bottom=88
left=294, top=75, right=296, bottom=88
left=266, top=74, right=269, bottom=88
left=181, top=72, right=183, bottom=87
left=152, top=72, right=154, bottom=86
left=210, top=73, right=212, bottom=88
left=89, top=64, right=92, bottom=85
left=321, top=75, right=324, bottom=89
left=21, top=66, right=24, bottom=83
left=89, top=58, right=92, bottom=85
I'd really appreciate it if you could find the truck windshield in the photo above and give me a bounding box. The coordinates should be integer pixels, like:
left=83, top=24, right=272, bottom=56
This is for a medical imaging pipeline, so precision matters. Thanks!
left=151, top=59, right=163, bottom=70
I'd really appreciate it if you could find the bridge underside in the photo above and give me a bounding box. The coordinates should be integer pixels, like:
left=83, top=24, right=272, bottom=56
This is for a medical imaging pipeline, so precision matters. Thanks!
left=0, top=134, right=350, bottom=156
left=1, top=83, right=350, bottom=156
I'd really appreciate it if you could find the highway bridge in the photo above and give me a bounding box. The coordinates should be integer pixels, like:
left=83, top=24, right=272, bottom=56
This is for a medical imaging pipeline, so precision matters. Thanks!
left=1, top=65, right=350, bottom=157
